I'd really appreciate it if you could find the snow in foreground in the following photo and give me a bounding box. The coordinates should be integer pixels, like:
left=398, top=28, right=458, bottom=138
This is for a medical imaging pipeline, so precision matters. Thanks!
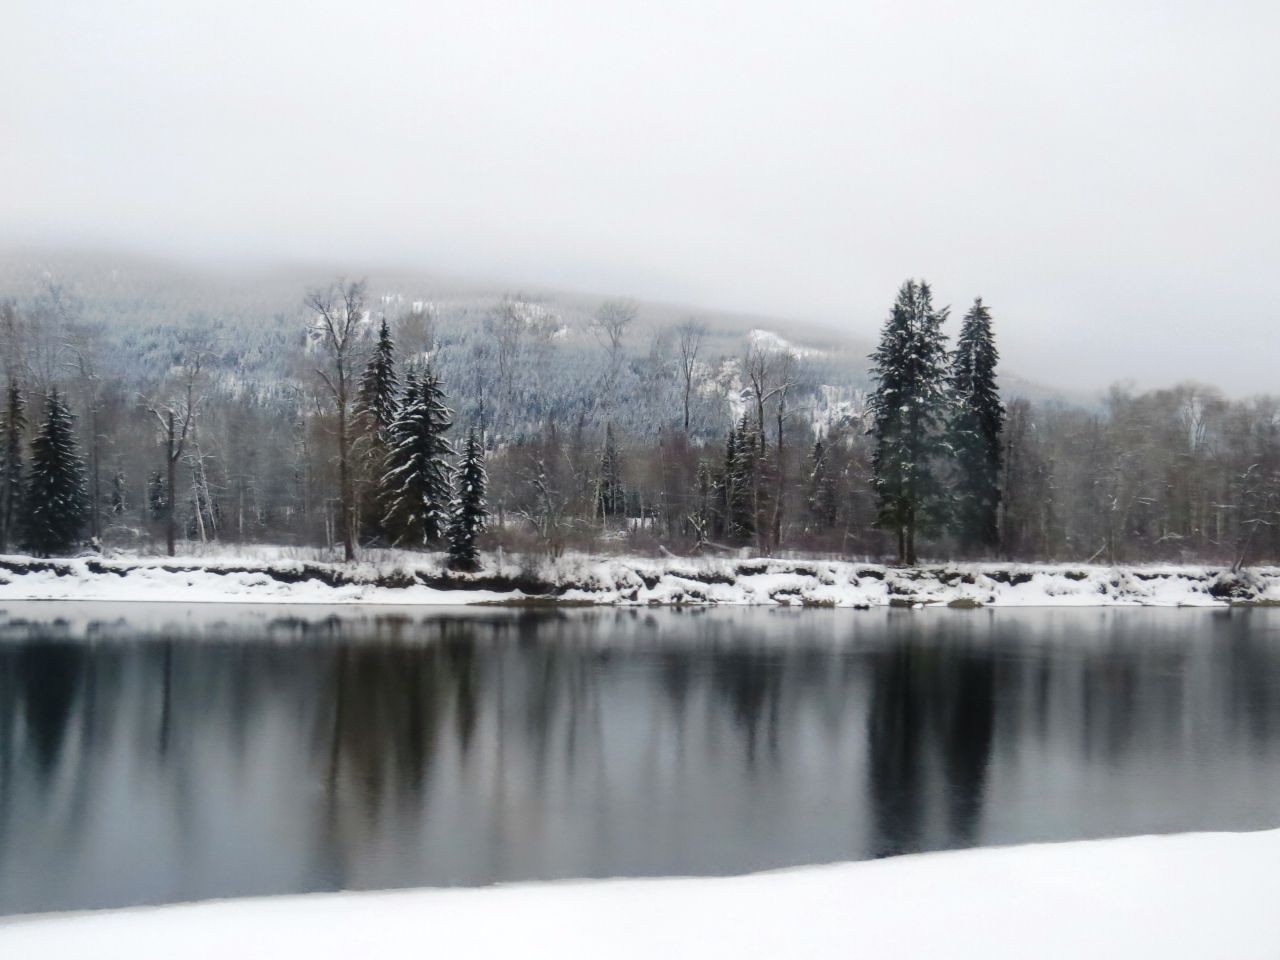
left=2, top=830, right=1276, bottom=959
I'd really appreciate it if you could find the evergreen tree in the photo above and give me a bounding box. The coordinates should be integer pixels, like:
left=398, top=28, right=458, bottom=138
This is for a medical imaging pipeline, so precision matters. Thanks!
left=355, top=317, right=400, bottom=542
left=867, top=279, right=952, bottom=565
left=356, top=318, right=401, bottom=433
left=596, top=422, right=625, bottom=522
left=447, top=427, right=489, bottom=571
left=22, top=390, right=88, bottom=556
left=0, top=384, right=26, bottom=552
left=381, top=368, right=454, bottom=547
left=728, top=414, right=760, bottom=544
left=717, top=426, right=738, bottom=542
left=807, top=438, right=839, bottom=530
left=948, top=297, right=1005, bottom=552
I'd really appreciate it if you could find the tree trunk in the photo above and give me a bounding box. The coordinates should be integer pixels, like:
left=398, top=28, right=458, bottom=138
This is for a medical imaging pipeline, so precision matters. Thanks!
left=771, top=405, right=785, bottom=552
left=193, top=471, right=208, bottom=543
left=337, top=387, right=355, bottom=562
left=89, top=408, right=101, bottom=542
left=905, top=506, right=917, bottom=566
left=166, top=412, right=177, bottom=557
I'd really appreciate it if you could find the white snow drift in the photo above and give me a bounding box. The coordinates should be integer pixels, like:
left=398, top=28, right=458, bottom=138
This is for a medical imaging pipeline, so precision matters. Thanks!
left=1, top=829, right=1276, bottom=960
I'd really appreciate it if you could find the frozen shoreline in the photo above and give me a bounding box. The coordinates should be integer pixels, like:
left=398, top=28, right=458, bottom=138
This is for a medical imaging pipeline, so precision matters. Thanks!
left=0, top=552, right=1278, bottom=607
left=2, top=829, right=1277, bottom=959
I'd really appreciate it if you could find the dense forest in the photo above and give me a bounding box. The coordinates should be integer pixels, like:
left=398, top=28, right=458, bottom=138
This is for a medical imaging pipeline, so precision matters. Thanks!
left=0, top=258, right=1277, bottom=568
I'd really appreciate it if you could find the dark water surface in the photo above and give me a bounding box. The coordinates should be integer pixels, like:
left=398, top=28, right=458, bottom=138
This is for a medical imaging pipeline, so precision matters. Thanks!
left=1, top=603, right=1279, bottom=915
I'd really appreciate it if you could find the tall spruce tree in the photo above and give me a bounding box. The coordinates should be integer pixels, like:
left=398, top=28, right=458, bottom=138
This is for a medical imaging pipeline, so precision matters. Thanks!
left=354, top=317, right=401, bottom=542
left=356, top=318, right=401, bottom=433
left=0, top=384, right=26, bottom=552
left=22, top=390, right=88, bottom=556
left=381, top=368, right=454, bottom=547
left=949, top=297, right=1005, bottom=552
left=867, top=279, right=951, bottom=565
left=447, top=427, right=489, bottom=571
left=729, top=414, right=761, bottom=544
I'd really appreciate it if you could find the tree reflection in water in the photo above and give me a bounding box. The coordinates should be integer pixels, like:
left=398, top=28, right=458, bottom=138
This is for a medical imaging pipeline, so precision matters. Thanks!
left=1, top=605, right=1279, bottom=915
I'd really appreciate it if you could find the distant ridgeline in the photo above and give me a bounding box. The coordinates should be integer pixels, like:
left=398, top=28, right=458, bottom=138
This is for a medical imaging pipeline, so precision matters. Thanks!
left=0, top=251, right=1275, bottom=567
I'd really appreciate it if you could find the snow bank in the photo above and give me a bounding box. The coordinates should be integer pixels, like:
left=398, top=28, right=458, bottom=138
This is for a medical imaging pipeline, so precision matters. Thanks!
left=554, top=557, right=1280, bottom=607
left=0, top=553, right=1277, bottom=607
left=0, top=554, right=520, bottom=605
left=2, top=829, right=1276, bottom=959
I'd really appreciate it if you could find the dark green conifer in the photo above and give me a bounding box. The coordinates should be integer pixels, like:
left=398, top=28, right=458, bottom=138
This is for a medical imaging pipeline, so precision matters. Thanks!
left=356, top=318, right=401, bottom=433
left=22, top=390, right=88, bottom=556
left=596, top=422, right=624, bottom=522
left=355, top=317, right=401, bottom=542
left=949, top=297, right=1005, bottom=551
left=0, top=384, right=26, bottom=552
left=729, top=414, right=760, bottom=544
left=867, top=279, right=951, bottom=565
left=381, top=368, right=454, bottom=547
left=447, top=427, right=489, bottom=572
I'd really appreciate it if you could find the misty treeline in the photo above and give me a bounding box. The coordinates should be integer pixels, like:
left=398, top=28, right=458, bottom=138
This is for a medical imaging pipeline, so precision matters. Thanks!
left=0, top=275, right=1277, bottom=568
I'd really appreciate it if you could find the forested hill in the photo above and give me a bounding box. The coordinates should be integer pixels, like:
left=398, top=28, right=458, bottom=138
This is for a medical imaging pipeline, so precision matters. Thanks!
left=0, top=246, right=1273, bottom=568
left=0, top=247, right=1056, bottom=440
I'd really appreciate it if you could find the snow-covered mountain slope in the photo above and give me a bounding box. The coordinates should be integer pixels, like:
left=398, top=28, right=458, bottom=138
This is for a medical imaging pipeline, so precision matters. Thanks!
left=0, top=246, right=1069, bottom=424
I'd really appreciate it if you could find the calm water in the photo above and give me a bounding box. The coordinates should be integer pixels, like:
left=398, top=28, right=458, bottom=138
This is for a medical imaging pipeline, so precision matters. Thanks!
left=1, top=603, right=1279, bottom=915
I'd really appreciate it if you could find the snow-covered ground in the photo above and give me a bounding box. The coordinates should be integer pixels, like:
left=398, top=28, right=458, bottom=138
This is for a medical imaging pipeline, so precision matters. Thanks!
left=549, top=556, right=1280, bottom=607
left=0, top=551, right=1278, bottom=607
left=2, top=829, right=1275, bottom=959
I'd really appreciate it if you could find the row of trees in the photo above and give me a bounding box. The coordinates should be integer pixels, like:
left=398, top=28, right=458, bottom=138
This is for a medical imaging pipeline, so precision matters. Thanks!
left=868, top=282, right=1004, bottom=565
left=2, top=284, right=490, bottom=570
left=0, top=278, right=1276, bottom=567
left=0, top=389, right=87, bottom=555
left=305, top=285, right=491, bottom=569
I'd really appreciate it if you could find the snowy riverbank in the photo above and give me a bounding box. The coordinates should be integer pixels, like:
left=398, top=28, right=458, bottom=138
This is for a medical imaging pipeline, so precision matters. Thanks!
left=0, top=552, right=1278, bottom=607
left=2, top=829, right=1276, bottom=959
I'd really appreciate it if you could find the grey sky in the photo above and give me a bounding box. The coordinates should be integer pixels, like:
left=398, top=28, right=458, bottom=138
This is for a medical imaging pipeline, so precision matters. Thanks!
left=3, top=1, right=1277, bottom=393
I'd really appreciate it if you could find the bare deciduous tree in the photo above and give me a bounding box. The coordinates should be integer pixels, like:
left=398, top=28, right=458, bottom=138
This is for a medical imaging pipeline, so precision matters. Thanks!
left=486, top=296, right=525, bottom=407
left=519, top=458, right=571, bottom=559
left=675, top=319, right=705, bottom=433
left=306, top=279, right=368, bottom=562
left=589, top=298, right=637, bottom=403
left=769, top=351, right=798, bottom=551
left=144, top=341, right=210, bottom=557
left=743, top=337, right=776, bottom=449
left=639, top=328, right=673, bottom=425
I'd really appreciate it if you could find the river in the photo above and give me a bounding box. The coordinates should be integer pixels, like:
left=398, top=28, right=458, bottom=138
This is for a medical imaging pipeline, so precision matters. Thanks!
left=1, top=603, right=1278, bottom=915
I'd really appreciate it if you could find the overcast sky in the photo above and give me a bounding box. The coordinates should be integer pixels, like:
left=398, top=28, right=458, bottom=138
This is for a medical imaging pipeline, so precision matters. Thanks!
left=3, top=1, right=1277, bottom=393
